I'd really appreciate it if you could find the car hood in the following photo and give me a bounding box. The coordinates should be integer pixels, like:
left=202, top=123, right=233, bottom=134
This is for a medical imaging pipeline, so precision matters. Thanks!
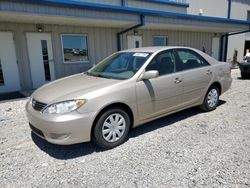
left=32, top=73, right=121, bottom=104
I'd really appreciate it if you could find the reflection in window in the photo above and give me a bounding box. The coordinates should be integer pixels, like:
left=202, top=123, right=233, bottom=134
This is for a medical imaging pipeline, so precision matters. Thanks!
left=146, top=50, right=175, bottom=75
left=61, top=35, right=88, bottom=63
left=153, top=36, right=168, bottom=46
left=176, top=50, right=209, bottom=70
left=88, top=52, right=151, bottom=80
left=0, top=58, right=4, bottom=85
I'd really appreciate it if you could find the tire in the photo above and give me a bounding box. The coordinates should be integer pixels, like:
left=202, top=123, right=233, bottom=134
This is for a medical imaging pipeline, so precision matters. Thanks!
left=93, top=108, right=130, bottom=149
left=241, top=72, right=248, bottom=79
left=200, top=86, right=219, bottom=112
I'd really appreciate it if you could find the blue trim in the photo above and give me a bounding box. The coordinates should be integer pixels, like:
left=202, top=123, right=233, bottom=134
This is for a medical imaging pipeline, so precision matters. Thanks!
left=136, top=0, right=189, bottom=7
left=227, top=0, right=232, bottom=19
left=12, top=0, right=250, bottom=25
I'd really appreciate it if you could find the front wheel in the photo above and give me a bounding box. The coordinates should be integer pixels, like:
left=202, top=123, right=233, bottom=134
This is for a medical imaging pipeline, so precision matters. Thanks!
left=93, top=108, right=130, bottom=149
left=200, top=86, right=219, bottom=112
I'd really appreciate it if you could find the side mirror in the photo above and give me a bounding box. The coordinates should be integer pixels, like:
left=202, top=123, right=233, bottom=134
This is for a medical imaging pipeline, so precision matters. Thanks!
left=141, top=70, right=159, bottom=80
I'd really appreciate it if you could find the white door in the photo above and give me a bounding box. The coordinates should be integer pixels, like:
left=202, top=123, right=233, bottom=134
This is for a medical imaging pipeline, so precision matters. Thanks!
left=212, top=37, right=220, bottom=60
left=0, top=32, right=21, bottom=93
left=26, top=33, right=55, bottom=89
left=127, top=35, right=142, bottom=49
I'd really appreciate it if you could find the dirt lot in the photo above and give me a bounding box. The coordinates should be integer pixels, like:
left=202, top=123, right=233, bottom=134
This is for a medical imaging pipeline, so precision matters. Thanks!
left=0, top=69, right=249, bottom=188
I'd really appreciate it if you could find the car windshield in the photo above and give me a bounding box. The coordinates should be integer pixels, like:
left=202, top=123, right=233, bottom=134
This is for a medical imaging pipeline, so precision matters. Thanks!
left=86, top=52, right=152, bottom=80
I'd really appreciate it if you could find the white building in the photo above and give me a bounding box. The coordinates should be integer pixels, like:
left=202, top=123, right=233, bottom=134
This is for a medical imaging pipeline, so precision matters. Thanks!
left=188, top=0, right=250, bottom=62
left=0, top=0, right=249, bottom=94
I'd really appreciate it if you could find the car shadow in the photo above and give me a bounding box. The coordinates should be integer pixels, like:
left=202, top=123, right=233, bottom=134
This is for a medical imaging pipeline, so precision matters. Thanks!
left=31, top=100, right=226, bottom=160
left=31, top=133, right=104, bottom=159
left=237, top=77, right=250, bottom=80
left=130, top=100, right=226, bottom=138
left=0, top=92, right=26, bottom=102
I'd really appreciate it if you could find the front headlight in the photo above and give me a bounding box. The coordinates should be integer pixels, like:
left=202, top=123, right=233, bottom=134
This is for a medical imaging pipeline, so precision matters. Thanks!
left=43, top=99, right=86, bottom=114
left=28, top=96, right=33, bottom=104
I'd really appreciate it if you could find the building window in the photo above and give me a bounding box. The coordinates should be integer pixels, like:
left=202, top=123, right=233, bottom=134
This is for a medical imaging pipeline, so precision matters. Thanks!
left=61, top=34, right=88, bottom=63
left=153, top=36, right=168, bottom=46
left=41, top=40, right=51, bottom=81
left=247, top=11, right=250, bottom=21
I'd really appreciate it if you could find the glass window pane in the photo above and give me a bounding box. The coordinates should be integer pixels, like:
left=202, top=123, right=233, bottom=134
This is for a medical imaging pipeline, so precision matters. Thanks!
left=88, top=52, right=151, bottom=80
left=40, top=40, right=51, bottom=81
left=176, top=49, right=209, bottom=70
left=146, top=50, right=175, bottom=76
left=135, top=41, right=140, bottom=48
left=153, top=36, right=168, bottom=46
left=62, top=35, right=88, bottom=63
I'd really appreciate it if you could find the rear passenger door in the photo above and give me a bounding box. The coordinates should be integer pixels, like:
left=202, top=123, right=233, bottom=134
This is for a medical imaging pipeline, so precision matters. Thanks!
left=136, top=50, right=183, bottom=120
left=175, top=49, right=213, bottom=106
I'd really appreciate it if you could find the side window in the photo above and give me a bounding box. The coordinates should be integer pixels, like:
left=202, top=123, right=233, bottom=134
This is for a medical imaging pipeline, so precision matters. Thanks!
left=176, top=49, right=209, bottom=71
left=146, top=50, right=175, bottom=76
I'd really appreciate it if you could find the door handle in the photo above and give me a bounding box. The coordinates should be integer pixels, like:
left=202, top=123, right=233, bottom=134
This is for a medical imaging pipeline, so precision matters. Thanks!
left=206, top=70, right=213, bottom=75
left=174, top=78, right=182, bottom=84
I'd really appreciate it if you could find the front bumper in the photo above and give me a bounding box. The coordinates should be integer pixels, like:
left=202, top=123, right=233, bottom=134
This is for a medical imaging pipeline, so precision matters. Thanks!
left=25, top=101, right=96, bottom=145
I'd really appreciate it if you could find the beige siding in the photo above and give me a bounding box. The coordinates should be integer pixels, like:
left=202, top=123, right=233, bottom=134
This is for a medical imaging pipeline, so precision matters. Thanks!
left=0, top=22, right=215, bottom=91
left=145, top=16, right=248, bottom=32
left=128, top=0, right=187, bottom=13
left=121, top=29, right=213, bottom=55
left=0, top=1, right=138, bottom=23
left=0, top=23, right=120, bottom=90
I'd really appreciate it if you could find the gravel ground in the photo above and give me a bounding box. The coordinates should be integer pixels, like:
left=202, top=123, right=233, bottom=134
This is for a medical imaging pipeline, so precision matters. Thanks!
left=0, top=69, right=249, bottom=188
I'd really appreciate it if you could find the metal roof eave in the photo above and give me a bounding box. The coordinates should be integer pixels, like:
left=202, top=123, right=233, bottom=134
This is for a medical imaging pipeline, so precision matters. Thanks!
left=10, top=0, right=250, bottom=26
left=134, top=0, right=189, bottom=7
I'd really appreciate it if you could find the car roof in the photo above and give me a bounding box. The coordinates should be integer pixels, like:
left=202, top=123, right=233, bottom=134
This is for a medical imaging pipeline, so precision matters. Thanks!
left=120, top=46, right=219, bottom=65
left=120, top=46, right=195, bottom=53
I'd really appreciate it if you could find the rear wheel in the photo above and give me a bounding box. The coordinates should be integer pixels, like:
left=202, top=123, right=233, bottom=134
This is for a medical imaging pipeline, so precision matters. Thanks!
left=93, top=108, right=130, bottom=149
left=200, top=86, right=219, bottom=112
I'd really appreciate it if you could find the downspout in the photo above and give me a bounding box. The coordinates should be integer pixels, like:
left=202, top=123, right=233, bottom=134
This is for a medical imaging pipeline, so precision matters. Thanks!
left=121, top=0, right=126, bottom=6
left=223, top=0, right=232, bottom=61
left=227, top=0, right=232, bottom=19
left=219, top=36, right=224, bottom=61
left=117, top=15, right=145, bottom=51
left=220, top=29, right=250, bottom=61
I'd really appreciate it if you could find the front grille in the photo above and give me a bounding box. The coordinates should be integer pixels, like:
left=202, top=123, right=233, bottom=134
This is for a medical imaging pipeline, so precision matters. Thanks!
left=29, top=123, right=45, bottom=138
left=32, top=99, right=47, bottom=111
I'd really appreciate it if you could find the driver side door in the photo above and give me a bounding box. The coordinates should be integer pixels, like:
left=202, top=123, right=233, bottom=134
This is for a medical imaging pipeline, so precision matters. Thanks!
left=135, top=50, right=183, bottom=121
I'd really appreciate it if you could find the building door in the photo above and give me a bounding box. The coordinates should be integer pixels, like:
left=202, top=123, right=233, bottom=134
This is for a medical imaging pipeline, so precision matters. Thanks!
left=127, top=35, right=142, bottom=49
left=26, top=33, right=55, bottom=89
left=0, top=32, right=21, bottom=93
left=211, top=37, right=220, bottom=60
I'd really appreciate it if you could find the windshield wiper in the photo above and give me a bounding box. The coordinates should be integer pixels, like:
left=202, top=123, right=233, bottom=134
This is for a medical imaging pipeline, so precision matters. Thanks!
left=85, top=72, right=96, bottom=77
left=96, top=74, right=112, bottom=79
